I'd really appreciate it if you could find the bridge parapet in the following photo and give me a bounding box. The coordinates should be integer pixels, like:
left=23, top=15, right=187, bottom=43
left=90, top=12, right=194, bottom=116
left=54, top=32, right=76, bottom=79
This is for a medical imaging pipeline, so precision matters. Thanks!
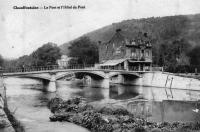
left=1, top=64, right=160, bottom=74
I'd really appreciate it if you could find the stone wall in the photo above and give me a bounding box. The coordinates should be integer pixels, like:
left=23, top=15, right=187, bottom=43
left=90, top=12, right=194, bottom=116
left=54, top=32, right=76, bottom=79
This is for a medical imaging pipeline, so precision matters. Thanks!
left=111, top=71, right=200, bottom=90
left=139, top=72, right=200, bottom=90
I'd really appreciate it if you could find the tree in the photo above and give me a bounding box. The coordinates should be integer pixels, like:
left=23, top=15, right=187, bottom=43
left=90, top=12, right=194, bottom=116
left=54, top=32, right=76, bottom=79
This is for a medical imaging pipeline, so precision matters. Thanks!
left=31, top=42, right=61, bottom=66
left=0, top=54, right=4, bottom=67
left=188, top=46, right=200, bottom=66
left=2, top=42, right=61, bottom=69
left=68, top=37, right=99, bottom=65
left=158, top=38, right=191, bottom=72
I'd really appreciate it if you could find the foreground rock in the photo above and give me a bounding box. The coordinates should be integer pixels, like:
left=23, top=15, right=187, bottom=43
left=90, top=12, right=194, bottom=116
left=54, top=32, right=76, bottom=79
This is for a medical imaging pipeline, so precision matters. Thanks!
left=48, top=97, right=200, bottom=132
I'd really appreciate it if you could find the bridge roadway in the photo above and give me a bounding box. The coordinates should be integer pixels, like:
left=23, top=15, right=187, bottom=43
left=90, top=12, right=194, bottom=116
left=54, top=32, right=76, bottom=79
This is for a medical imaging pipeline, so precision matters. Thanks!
left=2, top=67, right=145, bottom=92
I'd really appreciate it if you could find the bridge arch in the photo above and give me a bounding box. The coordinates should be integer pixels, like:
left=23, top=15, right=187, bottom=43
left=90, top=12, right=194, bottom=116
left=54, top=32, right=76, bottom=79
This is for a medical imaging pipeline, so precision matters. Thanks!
left=109, top=72, right=140, bottom=79
left=56, top=71, right=106, bottom=80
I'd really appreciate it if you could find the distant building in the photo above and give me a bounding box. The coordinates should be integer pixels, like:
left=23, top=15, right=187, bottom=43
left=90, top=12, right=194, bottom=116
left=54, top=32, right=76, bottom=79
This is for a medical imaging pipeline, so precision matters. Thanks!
left=57, top=55, right=71, bottom=68
left=99, top=29, right=152, bottom=71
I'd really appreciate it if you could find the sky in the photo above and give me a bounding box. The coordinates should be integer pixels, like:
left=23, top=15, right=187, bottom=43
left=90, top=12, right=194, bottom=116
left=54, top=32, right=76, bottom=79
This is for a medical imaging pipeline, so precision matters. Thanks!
left=0, top=0, right=200, bottom=59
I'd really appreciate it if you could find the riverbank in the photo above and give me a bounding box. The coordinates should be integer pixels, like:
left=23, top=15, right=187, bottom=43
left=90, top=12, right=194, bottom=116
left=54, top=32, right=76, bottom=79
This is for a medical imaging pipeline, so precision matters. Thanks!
left=0, top=95, right=16, bottom=132
left=1, top=77, right=24, bottom=132
left=3, top=106, right=25, bottom=132
left=48, top=97, right=200, bottom=132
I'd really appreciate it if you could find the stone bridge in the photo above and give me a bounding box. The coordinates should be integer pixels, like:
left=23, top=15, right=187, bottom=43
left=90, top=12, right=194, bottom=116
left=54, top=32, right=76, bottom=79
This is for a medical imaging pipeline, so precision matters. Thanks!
left=3, top=68, right=142, bottom=92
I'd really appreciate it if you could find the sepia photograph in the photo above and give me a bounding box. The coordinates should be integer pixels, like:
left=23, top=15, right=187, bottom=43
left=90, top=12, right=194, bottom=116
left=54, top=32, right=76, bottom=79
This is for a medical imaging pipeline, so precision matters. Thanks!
left=1, top=0, right=200, bottom=131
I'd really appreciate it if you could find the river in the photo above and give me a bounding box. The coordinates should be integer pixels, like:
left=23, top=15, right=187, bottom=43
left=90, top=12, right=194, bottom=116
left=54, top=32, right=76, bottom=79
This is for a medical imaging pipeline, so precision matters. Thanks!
left=3, top=77, right=200, bottom=132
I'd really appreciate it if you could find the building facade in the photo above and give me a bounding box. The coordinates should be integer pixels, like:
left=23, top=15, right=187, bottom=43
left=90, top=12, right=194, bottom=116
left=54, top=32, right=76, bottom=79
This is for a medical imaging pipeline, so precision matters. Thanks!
left=99, top=29, right=152, bottom=71
left=57, top=55, right=71, bottom=68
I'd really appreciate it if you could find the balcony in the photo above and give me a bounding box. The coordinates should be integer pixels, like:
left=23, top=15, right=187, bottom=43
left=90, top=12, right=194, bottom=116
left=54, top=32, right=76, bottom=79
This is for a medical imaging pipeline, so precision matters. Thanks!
left=129, top=56, right=152, bottom=62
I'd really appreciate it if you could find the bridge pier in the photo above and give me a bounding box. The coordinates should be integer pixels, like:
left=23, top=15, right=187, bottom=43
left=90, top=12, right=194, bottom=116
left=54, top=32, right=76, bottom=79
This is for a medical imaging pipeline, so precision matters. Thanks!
left=118, top=74, right=124, bottom=84
left=101, top=77, right=110, bottom=89
left=46, top=74, right=56, bottom=92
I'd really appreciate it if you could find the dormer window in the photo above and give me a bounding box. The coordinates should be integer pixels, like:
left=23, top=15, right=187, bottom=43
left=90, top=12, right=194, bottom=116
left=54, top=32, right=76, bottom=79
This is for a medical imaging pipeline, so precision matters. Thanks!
left=146, top=41, right=151, bottom=46
left=132, top=41, right=136, bottom=45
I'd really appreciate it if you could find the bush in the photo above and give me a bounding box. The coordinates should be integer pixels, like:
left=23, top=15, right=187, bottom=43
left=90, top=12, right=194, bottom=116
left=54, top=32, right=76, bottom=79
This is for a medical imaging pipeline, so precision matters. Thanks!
left=48, top=97, right=200, bottom=132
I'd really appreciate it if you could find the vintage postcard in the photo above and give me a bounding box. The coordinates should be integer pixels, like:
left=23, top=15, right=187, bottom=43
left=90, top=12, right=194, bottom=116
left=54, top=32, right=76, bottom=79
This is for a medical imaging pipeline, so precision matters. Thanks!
left=1, top=0, right=200, bottom=132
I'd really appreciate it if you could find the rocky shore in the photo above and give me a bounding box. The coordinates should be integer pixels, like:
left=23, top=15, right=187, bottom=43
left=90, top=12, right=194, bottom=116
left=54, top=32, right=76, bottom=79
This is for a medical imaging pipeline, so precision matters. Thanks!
left=48, top=97, right=200, bottom=132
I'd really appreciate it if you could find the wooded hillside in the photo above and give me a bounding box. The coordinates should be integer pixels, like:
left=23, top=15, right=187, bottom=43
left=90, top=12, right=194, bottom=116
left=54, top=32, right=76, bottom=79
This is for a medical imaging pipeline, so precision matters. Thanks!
left=60, top=14, right=200, bottom=72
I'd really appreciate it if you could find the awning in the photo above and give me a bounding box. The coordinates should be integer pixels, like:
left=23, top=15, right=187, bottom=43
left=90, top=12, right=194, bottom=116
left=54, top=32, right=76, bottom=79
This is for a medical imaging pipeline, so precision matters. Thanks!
left=99, top=58, right=127, bottom=66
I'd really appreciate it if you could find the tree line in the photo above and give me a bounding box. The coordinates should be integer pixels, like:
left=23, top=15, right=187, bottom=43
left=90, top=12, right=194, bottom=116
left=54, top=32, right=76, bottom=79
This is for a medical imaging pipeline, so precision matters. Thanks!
left=0, top=38, right=99, bottom=70
left=1, top=35, right=200, bottom=73
left=0, top=42, right=62, bottom=70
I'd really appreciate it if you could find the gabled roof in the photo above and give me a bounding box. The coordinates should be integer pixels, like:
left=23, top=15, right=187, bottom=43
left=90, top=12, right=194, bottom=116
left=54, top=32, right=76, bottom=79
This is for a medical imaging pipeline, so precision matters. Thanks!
left=102, top=29, right=128, bottom=45
left=101, top=29, right=150, bottom=45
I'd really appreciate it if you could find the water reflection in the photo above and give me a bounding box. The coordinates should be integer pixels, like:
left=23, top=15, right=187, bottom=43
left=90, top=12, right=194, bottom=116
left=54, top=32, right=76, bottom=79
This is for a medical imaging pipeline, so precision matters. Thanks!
left=109, top=85, right=139, bottom=100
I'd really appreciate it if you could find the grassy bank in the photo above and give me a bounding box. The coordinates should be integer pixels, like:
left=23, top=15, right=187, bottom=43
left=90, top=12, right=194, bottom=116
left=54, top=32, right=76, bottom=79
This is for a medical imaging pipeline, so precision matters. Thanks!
left=48, top=97, right=200, bottom=132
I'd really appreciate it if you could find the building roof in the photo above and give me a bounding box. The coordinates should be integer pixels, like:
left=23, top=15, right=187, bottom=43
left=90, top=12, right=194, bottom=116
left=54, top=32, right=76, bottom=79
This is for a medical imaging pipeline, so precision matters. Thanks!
left=100, top=29, right=151, bottom=47
left=99, top=58, right=127, bottom=66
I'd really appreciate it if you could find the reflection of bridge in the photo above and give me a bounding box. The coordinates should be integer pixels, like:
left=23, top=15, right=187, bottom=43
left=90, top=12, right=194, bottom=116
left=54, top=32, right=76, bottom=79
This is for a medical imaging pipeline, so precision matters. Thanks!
left=2, top=66, right=144, bottom=92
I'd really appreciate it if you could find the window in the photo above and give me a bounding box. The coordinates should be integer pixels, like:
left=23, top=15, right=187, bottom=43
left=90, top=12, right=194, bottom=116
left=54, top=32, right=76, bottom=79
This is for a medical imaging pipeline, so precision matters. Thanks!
left=131, top=52, right=135, bottom=57
left=141, top=50, right=144, bottom=58
left=106, top=44, right=108, bottom=50
left=116, top=46, right=122, bottom=54
left=131, top=40, right=136, bottom=45
left=116, top=48, right=121, bottom=54
left=146, top=51, right=149, bottom=57
left=112, top=43, right=115, bottom=48
left=131, top=49, right=136, bottom=58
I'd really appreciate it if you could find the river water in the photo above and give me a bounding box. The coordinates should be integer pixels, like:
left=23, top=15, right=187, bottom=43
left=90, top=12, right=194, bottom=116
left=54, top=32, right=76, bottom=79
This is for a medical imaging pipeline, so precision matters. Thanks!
left=3, top=77, right=200, bottom=132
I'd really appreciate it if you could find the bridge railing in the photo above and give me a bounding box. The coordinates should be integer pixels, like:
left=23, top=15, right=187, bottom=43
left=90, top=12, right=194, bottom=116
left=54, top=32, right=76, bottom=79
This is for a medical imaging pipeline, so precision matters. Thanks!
left=2, top=65, right=57, bottom=73
left=98, top=66, right=153, bottom=71
left=2, top=64, right=96, bottom=73
left=2, top=64, right=163, bottom=73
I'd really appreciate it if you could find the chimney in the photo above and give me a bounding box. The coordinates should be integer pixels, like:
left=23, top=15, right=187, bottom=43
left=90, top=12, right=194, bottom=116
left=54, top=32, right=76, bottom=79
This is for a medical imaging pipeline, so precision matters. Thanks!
left=116, top=28, right=122, bottom=33
left=144, top=32, right=148, bottom=37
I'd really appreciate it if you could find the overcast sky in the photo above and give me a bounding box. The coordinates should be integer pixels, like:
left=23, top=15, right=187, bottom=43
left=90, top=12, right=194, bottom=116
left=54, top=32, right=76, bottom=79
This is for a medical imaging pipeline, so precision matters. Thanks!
left=0, top=0, right=200, bottom=59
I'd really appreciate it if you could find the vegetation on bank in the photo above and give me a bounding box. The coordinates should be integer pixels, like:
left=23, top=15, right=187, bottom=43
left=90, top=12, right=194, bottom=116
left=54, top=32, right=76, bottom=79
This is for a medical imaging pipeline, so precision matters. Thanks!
left=48, top=97, right=200, bottom=132
left=1, top=42, right=61, bottom=70
left=1, top=37, right=99, bottom=70
left=68, top=36, right=99, bottom=65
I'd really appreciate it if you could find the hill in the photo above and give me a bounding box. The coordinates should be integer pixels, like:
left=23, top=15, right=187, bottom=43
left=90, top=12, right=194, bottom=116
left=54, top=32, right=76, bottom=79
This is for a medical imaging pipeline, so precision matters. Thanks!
left=60, top=14, right=200, bottom=72
left=60, top=14, right=200, bottom=55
